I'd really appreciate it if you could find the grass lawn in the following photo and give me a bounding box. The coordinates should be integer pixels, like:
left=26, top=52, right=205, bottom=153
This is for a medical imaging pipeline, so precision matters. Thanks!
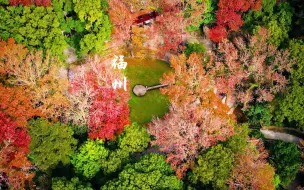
left=125, top=58, right=171, bottom=124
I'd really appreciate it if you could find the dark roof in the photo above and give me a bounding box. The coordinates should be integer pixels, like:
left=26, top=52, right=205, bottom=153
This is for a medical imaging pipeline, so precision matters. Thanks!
left=133, top=11, right=159, bottom=24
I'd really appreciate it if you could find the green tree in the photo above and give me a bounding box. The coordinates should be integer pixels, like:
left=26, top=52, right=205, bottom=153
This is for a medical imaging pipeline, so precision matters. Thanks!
left=272, top=40, right=304, bottom=131
left=267, top=140, right=301, bottom=186
left=202, top=0, right=217, bottom=25
left=100, top=149, right=130, bottom=174
left=51, top=0, right=85, bottom=56
left=0, top=6, right=68, bottom=60
left=72, top=0, right=112, bottom=55
left=73, top=0, right=107, bottom=25
left=28, top=119, right=77, bottom=172
left=101, top=153, right=183, bottom=190
left=100, top=123, right=150, bottom=174
left=71, top=139, right=108, bottom=179
left=245, top=103, right=273, bottom=127
left=265, top=2, right=293, bottom=46
left=244, top=0, right=293, bottom=46
left=0, top=0, right=9, bottom=5
left=224, top=123, right=249, bottom=153
left=184, top=43, right=206, bottom=57
left=118, top=122, right=151, bottom=153
left=52, top=177, right=93, bottom=190
left=190, top=144, right=234, bottom=189
left=52, top=0, right=74, bottom=12
left=78, top=15, right=111, bottom=55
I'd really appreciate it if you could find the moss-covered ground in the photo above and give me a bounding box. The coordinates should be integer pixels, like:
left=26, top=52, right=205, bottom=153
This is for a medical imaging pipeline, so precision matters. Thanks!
left=125, top=58, right=171, bottom=124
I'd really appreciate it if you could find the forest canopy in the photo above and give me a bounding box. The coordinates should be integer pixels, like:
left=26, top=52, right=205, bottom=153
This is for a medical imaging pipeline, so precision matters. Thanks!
left=0, top=0, right=303, bottom=189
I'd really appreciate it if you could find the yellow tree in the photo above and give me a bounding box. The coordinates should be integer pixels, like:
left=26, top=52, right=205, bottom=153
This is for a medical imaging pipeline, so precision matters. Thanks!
left=131, top=26, right=147, bottom=58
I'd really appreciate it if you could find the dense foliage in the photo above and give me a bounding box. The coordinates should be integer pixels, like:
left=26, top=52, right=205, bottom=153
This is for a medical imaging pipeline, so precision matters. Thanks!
left=101, top=153, right=183, bottom=190
left=210, top=28, right=294, bottom=108
left=267, top=140, right=301, bottom=186
left=184, top=42, right=206, bottom=57
left=0, top=6, right=67, bottom=59
left=100, top=122, right=150, bottom=174
left=0, top=0, right=111, bottom=60
left=0, top=112, right=33, bottom=189
left=68, top=56, right=130, bottom=140
left=272, top=40, right=304, bottom=130
left=52, top=177, right=93, bottom=190
left=245, top=103, right=272, bottom=127
left=244, top=0, right=293, bottom=46
left=229, top=140, right=276, bottom=189
left=209, top=0, right=262, bottom=42
left=0, top=0, right=303, bottom=189
left=190, top=144, right=234, bottom=188
left=28, top=119, right=77, bottom=172
left=0, top=38, right=70, bottom=122
left=150, top=53, right=234, bottom=178
left=71, top=140, right=108, bottom=179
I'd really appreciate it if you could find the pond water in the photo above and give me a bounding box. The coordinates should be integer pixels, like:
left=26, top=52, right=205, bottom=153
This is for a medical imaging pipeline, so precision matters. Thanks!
left=125, top=58, right=171, bottom=124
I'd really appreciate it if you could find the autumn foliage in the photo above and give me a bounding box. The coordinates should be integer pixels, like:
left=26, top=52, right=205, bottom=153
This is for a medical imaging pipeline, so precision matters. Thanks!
left=149, top=54, right=234, bottom=178
left=0, top=85, right=40, bottom=127
left=229, top=139, right=275, bottom=190
left=108, top=0, right=133, bottom=46
left=0, top=38, right=28, bottom=75
left=147, top=1, right=185, bottom=57
left=0, top=112, right=30, bottom=152
left=9, top=0, right=51, bottom=6
left=209, top=28, right=294, bottom=108
left=0, top=112, right=34, bottom=189
left=88, top=88, right=130, bottom=140
left=0, top=38, right=69, bottom=122
left=68, top=56, right=130, bottom=140
left=209, top=0, right=262, bottom=42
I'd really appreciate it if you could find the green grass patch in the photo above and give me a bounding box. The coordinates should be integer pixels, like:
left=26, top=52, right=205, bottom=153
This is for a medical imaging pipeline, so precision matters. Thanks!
left=125, top=58, right=171, bottom=124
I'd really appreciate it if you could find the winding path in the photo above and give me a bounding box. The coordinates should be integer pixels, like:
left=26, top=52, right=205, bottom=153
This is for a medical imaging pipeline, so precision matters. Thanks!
left=260, top=129, right=302, bottom=144
left=260, top=126, right=304, bottom=145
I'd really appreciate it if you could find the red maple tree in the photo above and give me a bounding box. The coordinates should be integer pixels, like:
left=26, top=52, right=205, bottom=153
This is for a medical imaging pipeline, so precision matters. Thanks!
left=68, top=56, right=130, bottom=140
left=0, top=112, right=34, bottom=189
left=88, top=88, right=130, bottom=140
left=34, top=0, right=51, bottom=6
left=209, top=0, right=262, bottom=42
left=0, top=112, right=30, bottom=152
left=10, top=0, right=51, bottom=6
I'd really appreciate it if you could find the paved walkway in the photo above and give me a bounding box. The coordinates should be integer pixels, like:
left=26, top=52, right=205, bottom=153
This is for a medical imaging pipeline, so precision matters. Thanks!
left=260, top=129, right=302, bottom=144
